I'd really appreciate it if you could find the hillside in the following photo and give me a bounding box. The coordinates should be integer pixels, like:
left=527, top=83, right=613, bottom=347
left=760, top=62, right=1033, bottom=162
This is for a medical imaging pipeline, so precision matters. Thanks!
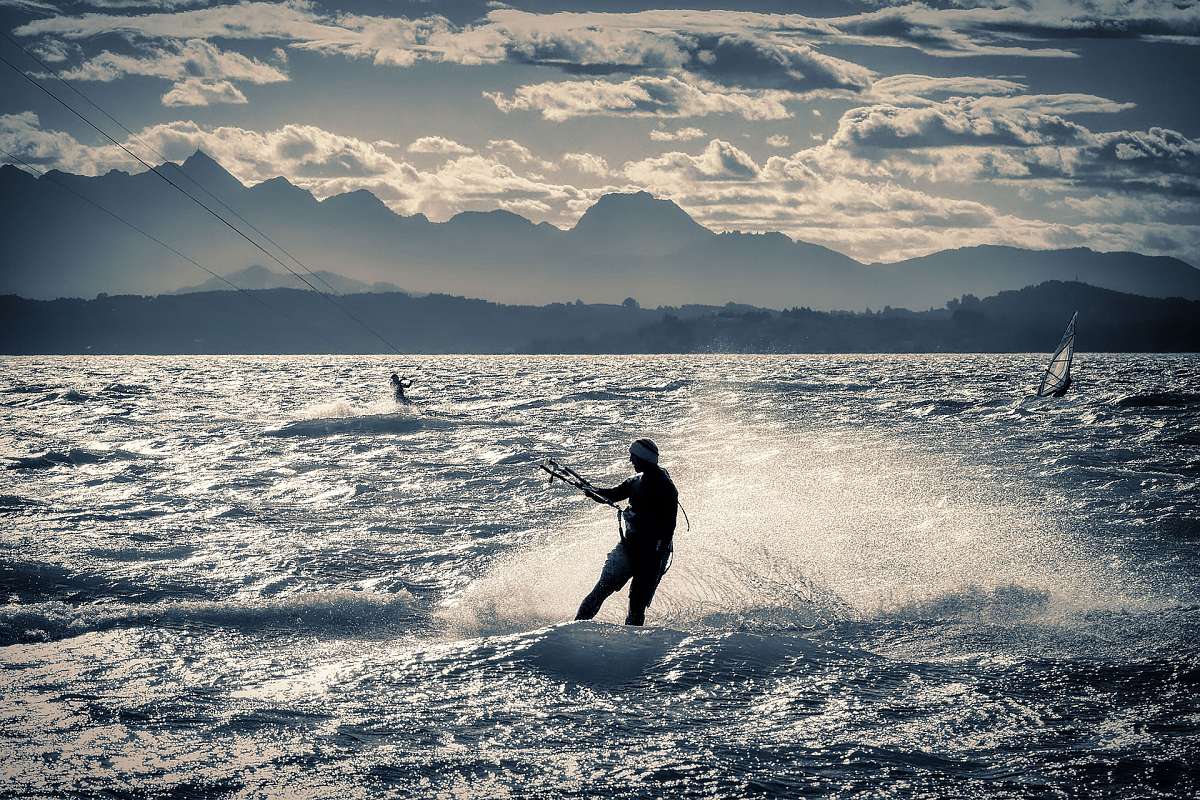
left=2, top=281, right=1195, bottom=355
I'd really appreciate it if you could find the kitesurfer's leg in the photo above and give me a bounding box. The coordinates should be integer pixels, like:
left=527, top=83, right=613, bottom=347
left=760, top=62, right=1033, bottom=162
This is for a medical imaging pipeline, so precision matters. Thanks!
left=625, top=565, right=665, bottom=626
left=575, top=543, right=633, bottom=621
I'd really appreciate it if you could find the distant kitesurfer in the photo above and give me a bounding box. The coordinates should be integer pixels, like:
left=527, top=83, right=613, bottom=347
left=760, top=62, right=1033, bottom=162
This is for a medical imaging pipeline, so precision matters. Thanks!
left=575, top=438, right=678, bottom=626
left=390, top=372, right=413, bottom=404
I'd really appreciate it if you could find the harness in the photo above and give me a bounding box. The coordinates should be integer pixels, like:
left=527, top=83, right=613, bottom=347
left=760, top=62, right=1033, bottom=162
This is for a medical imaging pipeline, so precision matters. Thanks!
left=539, top=457, right=688, bottom=576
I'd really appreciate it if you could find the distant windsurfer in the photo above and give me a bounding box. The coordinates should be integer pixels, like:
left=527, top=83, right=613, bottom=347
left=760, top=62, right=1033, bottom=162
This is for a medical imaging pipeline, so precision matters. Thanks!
left=1037, top=311, right=1077, bottom=399
left=390, top=372, right=413, bottom=404
left=575, top=439, right=678, bottom=626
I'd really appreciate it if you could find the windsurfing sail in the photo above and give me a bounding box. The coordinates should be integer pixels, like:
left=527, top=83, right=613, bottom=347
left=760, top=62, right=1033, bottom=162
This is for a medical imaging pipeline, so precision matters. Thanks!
left=1037, top=312, right=1078, bottom=398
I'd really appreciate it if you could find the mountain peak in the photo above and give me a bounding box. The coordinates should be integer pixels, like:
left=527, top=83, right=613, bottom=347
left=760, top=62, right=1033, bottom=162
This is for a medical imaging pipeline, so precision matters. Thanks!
left=447, top=208, right=534, bottom=226
left=173, top=149, right=244, bottom=192
left=0, top=163, right=36, bottom=185
left=324, top=188, right=384, bottom=205
left=182, top=149, right=220, bottom=170
left=248, top=175, right=317, bottom=205
left=171, top=264, right=404, bottom=296
left=575, top=192, right=704, bottom=228
left=321, top=189, right=391, bottom=215
left=571, top=191, right=711, bottom=253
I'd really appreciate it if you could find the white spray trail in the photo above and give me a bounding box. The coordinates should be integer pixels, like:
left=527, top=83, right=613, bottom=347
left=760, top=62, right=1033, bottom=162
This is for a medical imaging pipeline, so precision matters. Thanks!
left=442, top=403, right=1105, bottom=638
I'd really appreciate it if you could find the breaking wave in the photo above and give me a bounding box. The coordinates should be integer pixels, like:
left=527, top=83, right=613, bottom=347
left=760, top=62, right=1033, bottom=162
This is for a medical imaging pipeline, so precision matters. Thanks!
left=0, top=589, right=417, bottom=645
left=5, top=447, right=145, bottom=470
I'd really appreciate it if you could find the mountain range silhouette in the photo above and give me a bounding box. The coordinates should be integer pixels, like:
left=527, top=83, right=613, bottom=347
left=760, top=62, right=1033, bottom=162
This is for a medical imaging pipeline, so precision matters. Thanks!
left=3, top=150, right=1198, bottom=308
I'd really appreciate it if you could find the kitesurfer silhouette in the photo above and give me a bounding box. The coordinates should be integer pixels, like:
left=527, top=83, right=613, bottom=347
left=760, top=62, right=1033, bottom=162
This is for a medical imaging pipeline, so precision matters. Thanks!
left=575, top=438, right=678, bottom=626
left=390, top=372, right=413, bottom=404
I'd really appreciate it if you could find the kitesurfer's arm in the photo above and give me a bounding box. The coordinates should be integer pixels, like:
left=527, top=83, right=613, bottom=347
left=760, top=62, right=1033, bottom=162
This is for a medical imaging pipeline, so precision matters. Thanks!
left=591, top=477, right=634, bottom=504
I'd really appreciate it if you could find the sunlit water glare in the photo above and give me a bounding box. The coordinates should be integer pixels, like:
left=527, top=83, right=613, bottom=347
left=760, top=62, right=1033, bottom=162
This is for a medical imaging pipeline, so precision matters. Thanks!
left=2, top=354, right=1198, bottom=797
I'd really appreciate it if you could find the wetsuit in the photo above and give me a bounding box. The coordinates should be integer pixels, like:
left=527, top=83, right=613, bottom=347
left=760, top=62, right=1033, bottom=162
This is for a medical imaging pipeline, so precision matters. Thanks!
left=393, top=379, right=412, bottom=404
left=575, top=465, right=678, bottom=626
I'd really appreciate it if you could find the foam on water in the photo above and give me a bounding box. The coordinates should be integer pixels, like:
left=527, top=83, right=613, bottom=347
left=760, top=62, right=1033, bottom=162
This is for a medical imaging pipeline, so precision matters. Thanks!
left=0, top=589, right=417, bottom=645
left=264, top=401, right=436, bottom=437
left=265, top=396, right=521, bottom=437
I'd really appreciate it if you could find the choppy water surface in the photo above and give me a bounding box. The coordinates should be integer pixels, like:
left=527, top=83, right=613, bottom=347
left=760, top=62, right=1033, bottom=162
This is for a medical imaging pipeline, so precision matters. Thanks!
left=2, top=354, right=1199, bottom=798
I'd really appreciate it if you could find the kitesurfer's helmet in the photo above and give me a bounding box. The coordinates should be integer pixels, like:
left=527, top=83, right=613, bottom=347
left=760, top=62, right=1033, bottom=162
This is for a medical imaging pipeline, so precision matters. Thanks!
left=629, top=438, right=659, bottom=469
left=390, top=372, right=400, bottom=385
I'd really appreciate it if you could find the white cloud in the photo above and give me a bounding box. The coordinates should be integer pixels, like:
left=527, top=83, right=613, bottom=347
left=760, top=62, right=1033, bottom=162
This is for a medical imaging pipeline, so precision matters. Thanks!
left=616, top=138, right=1086, bottom=261
left=1019, top=126, right=1200, bottom=194
left=562, top=152, right=609, bottom=176
left=353, top=9, right=872, bottom=92
left=625, top=139, right=760, bottom=186
left=407, top=136, right=473, bottom=155
left=806, top=92, right=1199, bottom=197
left=118, top=120, right=404, bottom=180
left=20, top=3, right=1194, bottom=144
left=486, top=138, right=554, bottom=170
left=0, top=111, right=132, bottom=174
left=318, top=153, right=609, bottom=225
left=870, top=73, right=1027, bottom=105
left=766, top=134, right=790, bottom=148
left=486, top=74, right=797, bottom=121
left=650, top=127, right=706, bottom=142
left=825, top=94, right=1132, bottom=152
left=11, top=5, right=874, bottom=114
left=161, top=78, right=248, bottom=107
left=618, top=137, right=1010, bottom=255
left=61, top=38, right=287, bottom=86
left=613, top=130, right=1200, bottom=264
left=827, top=1, right=1200, bottom=57
left=15, top=2, right=334, bottom=42
left=30, top=39, right=79, bottom=64
left=17, top=2, right=1200, bottom=94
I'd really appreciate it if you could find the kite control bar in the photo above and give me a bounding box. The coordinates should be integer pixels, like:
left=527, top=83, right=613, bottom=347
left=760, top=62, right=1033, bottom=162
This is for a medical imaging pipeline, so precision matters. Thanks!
left=538, top=458, right=619, bottom=509
left=538, top=457, right=691, bottom=533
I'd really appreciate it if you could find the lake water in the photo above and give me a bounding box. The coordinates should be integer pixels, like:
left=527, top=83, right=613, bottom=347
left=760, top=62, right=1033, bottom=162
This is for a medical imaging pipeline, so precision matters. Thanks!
left=2, top=354, right=1198, bottom=797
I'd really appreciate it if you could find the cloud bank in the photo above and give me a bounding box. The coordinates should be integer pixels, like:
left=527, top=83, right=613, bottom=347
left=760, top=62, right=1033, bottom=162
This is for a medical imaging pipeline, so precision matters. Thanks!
left=4, top=2, right=1198, bottom=266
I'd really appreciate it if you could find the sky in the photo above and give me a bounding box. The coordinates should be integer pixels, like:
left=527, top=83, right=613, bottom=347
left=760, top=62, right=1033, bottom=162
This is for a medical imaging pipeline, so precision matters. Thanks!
left=1, top=0, right=1198, bottom=266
